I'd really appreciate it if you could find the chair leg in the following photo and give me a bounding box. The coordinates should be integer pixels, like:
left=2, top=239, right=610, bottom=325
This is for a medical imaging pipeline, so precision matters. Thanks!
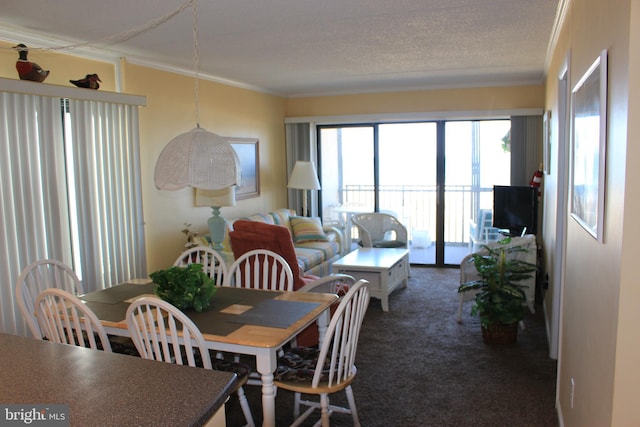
left=293, top=392, right=301, bottom=418
left=345, top=385, right=361, bottom=426
left=236, top=386, right=255, bottom=427
left=457, top=293, right=464, bottom=323
left=319, top=393, right=330, bottom=427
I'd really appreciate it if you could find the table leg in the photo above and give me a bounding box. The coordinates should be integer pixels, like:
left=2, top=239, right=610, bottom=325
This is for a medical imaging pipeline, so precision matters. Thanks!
left=381, top=275, right=390, bottom=312
left=255, top=348, right=277, bottom=427
left=316, top=309, right=330, bottom=348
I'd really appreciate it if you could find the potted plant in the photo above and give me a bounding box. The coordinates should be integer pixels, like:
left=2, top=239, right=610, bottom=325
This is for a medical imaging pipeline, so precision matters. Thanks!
left=458, top=237, right=537, bottom=344
left=150, top=263, right=217, bottom=312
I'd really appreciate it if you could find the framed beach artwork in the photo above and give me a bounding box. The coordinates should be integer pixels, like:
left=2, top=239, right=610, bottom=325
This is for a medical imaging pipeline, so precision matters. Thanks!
left=228, top=137, right=260, bottom=200
left=570, top=49, right=607, bottom=242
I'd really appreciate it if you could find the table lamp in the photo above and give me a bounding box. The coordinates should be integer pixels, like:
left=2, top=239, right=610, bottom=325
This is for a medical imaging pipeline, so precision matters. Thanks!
left=287, top=161, right=321, bottom=216
left=195, top=186, right=236, bottom=251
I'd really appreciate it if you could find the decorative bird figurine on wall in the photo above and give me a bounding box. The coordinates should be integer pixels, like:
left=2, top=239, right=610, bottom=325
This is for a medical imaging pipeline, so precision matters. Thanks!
left=13, top=43, right=49, bottom=82
left=70, top=73, right=102, bottom=90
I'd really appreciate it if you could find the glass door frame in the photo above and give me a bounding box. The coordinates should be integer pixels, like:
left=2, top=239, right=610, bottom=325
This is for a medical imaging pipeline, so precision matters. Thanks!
left=316, top=118, right=511, bottom=267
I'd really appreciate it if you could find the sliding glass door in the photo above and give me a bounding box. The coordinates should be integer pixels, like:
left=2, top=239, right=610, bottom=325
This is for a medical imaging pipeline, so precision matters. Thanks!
left=318, top=119, right=510, bottom=266
left=444, top=121, right=511, bottom=264
left=378, top=123, right=437, bottom=264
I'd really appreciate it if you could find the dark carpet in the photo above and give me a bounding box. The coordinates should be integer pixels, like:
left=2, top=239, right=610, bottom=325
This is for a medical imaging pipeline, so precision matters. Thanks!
left=225, top=267, right=559, bottom=426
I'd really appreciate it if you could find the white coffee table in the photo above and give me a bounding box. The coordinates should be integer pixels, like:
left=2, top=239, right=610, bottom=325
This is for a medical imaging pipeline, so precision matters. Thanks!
left=333, top=247, right=409, bottom=311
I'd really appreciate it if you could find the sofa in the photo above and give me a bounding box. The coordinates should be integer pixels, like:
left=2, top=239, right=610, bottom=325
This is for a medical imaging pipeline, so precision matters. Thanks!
left=219, top=208, right=344, bottom=278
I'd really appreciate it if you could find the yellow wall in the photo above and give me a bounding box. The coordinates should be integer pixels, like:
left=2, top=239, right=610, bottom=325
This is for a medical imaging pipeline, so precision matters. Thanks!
left=120, top=62, right=288, bottom=271
left=287, top=85, right=544, bottom=117
left=0, top=41, right=116, bottom=91
left=543, top=0, right=639, bottom=425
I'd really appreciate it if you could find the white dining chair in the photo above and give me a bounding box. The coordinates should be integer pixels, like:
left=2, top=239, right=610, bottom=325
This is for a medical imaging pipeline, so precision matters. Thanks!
left=16, top=259, right=85, bottom=339
left=225, top=249, right=296, bottom=385
left=174, top=245, right=228, bottom=287
left=274, top=279, right=371, bottom=427
left=35, top=288, right=111, bottom=351
left=225, top=248, right=294, bottom=291
left=294, top=274, right=357, bottom=350
left=126, top=297, right=255, bottom=427
left=298, top=273, right=356, bottom=296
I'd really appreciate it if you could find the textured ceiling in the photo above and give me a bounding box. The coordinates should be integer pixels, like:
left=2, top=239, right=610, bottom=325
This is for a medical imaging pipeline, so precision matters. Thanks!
left=0, top=0, right=560, bottom=97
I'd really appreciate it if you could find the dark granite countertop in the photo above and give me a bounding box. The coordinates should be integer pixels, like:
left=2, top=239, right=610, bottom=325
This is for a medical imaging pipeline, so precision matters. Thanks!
left=0, top=333, right=237, bottom=426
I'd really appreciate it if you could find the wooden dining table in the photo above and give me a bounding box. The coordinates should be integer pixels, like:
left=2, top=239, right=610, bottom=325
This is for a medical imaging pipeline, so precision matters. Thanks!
left=80, top=281, right=338, bottom=427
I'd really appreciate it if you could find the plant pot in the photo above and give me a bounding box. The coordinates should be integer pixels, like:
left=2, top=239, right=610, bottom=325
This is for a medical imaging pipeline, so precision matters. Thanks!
left=481, top=321, right=518, bottom=345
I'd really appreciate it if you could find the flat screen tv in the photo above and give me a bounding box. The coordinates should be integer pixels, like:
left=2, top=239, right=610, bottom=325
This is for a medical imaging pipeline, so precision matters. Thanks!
left=493, top=185, right=538, bottom=236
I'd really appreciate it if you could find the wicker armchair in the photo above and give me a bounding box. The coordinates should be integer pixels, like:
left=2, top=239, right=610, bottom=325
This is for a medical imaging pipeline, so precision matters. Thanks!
left=351, top=212, right=408, bottom=249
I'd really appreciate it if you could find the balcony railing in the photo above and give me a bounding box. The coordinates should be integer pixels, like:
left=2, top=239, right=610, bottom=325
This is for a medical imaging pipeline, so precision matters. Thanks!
left=335, top=184, right=494, bottom=244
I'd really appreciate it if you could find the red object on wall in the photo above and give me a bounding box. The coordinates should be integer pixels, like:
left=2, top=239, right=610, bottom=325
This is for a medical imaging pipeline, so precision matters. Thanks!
left=530, top=165, right=543, bottom=197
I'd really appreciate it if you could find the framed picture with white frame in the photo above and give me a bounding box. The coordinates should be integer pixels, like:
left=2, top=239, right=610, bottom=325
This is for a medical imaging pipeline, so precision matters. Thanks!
left=227, top=137, right=260, bottom=200
left=543, top=110, right=551, bottom=174
left=570, top=49, right=607, bottom=242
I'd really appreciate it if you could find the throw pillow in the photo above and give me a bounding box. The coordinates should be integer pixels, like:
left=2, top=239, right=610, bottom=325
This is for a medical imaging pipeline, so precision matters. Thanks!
left=289, top=216, right=328, bottom=243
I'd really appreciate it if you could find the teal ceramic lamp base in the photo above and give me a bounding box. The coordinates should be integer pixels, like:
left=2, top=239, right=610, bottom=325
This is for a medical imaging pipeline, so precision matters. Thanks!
left=207, top=207, right=226, bottom=251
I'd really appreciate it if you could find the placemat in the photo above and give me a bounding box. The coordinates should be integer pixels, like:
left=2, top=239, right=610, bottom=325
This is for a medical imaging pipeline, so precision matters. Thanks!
left=209, top=287, right=281, bottom=309
left=84, top=301, right=130, bottom=323
left=190, top=287, right=283, bottom=335
left=81, top=283, right=157, bottom=304
left=228, top=299, right=321, bottom=329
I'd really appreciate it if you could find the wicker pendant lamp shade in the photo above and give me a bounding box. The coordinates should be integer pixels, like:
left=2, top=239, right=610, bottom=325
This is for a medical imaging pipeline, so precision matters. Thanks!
left=154, top=127, right=241, bottom=191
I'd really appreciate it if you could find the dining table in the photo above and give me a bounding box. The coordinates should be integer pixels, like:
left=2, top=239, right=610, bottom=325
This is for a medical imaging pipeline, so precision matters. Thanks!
left=80, top=281, right=338, bottom=427
left=0, top=332, right=237, bottom=426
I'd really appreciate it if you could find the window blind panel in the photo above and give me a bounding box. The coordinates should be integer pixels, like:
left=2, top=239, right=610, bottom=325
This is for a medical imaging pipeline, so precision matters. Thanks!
left=69, top=99, right=147, bottom=292
left=510, top=115, right=543, bottom=186
left=0, top=92, right=69, bottom=336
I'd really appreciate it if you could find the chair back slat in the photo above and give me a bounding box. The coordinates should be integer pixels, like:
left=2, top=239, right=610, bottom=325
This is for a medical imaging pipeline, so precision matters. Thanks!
left=16, top=259, right=84, bottom=339
left=174, top=246, right=228, bottom=287
left=226, top=249, right=294, bottom=291
left=312, top=279, right=370, bottom=388
left=126, top=297, right=212, bottom=369
left=35, top=288, right=111, bottom=351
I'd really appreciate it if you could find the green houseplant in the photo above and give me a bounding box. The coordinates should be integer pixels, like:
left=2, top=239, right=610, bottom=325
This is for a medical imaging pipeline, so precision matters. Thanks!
left=458, top=237, right=537, bottom=344
left=150, top=263, right=217, bottom=312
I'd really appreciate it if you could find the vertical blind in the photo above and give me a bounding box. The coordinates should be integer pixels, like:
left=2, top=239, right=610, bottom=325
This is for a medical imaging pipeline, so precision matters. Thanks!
left=285, top=122, right=319, bottom=216
left=0, top=89, right=147, bottom=336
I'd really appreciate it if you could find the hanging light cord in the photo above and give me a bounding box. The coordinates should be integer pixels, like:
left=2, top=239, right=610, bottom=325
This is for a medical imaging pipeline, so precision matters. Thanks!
left=192, top=0, right=201, bottom=128
left=4, top=0, right=204, bottom=130
left=2, top=0, right=195, bottom=52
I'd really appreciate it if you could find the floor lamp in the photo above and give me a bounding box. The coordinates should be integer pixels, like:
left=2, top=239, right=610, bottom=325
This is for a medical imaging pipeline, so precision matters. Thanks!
left=287, top=161, right=321, bottom=217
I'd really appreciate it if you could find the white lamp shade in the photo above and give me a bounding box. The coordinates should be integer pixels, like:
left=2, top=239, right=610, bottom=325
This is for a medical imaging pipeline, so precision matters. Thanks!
left=154, top=127, right=241, bottom=191
left=287, top=161, right=321, bottom=190
left=195, top=186, right=236, bottom=207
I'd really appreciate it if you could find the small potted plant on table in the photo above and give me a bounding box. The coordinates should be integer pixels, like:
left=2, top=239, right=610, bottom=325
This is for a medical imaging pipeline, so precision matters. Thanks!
left=150, top=263, right=217, bottom=312
left=458, top=237, right=537, bottom=344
